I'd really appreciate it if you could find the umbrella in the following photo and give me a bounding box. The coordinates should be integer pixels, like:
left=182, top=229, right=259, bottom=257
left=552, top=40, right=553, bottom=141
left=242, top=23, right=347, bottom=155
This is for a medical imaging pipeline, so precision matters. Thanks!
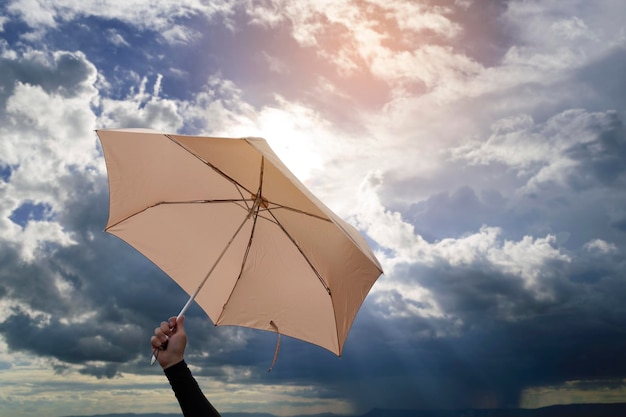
left=97, top=128, right=383, bottom=362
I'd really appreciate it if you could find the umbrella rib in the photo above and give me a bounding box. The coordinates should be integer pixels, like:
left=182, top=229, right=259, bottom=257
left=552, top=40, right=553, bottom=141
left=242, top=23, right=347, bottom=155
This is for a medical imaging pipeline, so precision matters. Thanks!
left=233, top=156, right=265, bottom=287
left=104, top=199, right=254, bottom=231
left=165, top=133, right=330, bottom=224
left=259, top=204, right=331, bottom=223
left=232, top=156, right=332, bottom=297
left=234, top=196, right=261, bottom=297
left=266, top=208, right=332, bottom=296
left=165, top=134, right=256, bottom=197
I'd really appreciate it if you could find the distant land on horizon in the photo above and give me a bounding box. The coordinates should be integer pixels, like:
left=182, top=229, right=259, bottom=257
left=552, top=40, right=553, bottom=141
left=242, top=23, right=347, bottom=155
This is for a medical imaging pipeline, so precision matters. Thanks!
left=63, top=402, right=626, bottom=417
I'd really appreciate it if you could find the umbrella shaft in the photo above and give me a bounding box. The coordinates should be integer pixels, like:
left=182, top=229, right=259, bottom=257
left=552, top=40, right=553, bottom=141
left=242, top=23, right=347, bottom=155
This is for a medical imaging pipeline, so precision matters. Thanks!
left=176, top=208, right=254, bottom=318
left=152, top=210, right=253, bottom=365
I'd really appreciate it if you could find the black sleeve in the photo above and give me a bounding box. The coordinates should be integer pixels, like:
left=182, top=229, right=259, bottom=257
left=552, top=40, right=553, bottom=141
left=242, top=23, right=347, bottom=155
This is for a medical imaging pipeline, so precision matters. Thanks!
left=164, top=360, right=222, bottom=417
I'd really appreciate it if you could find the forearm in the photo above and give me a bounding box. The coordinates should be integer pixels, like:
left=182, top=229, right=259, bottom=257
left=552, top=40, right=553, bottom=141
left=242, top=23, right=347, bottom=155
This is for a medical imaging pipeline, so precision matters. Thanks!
left=164, top=360, right=221, bottom=417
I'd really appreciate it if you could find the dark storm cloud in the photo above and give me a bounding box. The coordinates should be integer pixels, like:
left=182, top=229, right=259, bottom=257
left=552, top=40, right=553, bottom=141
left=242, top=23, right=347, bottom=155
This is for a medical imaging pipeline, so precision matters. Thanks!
left=79, top=362, right=123, bottom=379
left=0, top=165, right=201, bottom=376
left=0, top=245, right=74, bottom=316
left=388, top=135, right=626, bottom=402
left=351, top=115, right=626, bottom=408
left=297, top=242, right=626, bottom=410
left=0, top=159, right=288, bottom=379
left=0, top=309, right=140, bottom=364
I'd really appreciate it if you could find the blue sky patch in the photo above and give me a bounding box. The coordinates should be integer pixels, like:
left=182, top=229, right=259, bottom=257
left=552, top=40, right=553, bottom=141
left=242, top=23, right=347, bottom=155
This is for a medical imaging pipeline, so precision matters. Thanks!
left=9, top=201, right=53, bottom=228
left=0, top=164, right=12, bottom=181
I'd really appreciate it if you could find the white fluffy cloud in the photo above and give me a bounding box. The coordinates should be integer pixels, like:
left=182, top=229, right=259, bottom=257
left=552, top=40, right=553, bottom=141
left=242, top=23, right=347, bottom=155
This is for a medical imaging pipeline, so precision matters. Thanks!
left=7, top=0, right=236, bottom=41
left=246, top=0, right=482, bottom=94
left=0, top=50, right=99, bottom=261
left=356, top=172, right=570, bottom=305
left=452, top=109, right=624, bottom=191
left=98, top=75, right=184, bottom=131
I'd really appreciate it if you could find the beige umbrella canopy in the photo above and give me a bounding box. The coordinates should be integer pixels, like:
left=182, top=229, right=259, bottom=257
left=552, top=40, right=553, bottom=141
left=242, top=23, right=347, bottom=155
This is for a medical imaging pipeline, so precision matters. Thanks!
left=97, top=128, right=382, bottom=359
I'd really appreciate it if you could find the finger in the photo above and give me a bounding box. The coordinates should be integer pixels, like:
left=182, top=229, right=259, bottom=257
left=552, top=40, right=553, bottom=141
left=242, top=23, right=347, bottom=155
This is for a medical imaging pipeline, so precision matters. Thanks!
left=168, top=316, right=177, bottom=330
left=151, top=335, right=165, bottom=349
left=159, top=321, right=171, bottom=335
left=154, top=326, right=169, bottom=344
left=150, top=335, right=163, bottom=350
left=154, top=326, right=164, bottom=337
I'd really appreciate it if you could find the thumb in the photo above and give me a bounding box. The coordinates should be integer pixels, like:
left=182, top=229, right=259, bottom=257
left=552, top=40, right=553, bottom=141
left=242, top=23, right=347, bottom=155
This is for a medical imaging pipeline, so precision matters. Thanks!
left=176, top=314, right=185, bottom=331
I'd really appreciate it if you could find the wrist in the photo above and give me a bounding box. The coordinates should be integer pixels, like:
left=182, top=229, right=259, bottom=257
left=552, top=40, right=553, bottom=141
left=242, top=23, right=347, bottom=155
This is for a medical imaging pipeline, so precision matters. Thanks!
left=162, top=356, right=184, bottom=370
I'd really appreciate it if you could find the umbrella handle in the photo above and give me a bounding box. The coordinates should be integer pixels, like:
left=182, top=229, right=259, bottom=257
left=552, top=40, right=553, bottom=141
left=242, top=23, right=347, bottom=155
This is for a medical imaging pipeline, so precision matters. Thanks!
left=149, top=297, right=195, bottom=366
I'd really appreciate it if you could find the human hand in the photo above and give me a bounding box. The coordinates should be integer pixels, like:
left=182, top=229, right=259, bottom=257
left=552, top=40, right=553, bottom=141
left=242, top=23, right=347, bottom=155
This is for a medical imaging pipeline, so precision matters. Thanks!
left=151, top=315, right=187, bottom=369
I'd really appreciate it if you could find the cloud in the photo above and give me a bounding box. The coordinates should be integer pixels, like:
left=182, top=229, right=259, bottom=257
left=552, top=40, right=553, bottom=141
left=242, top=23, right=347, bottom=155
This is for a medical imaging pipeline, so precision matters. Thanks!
left=105, top=29, right=130, bottom=47
left=503, top=1, right=625, bottom=49
left=0, top=45, right=166, bottom=379
left=451, top=109, right=626, bottom=191
left=0, top=309, right=141, bottom=364
left=0, top=49, right=100, bottom=262
left=246, top=0, right=483, bottom=94
left=0, top=49, right=97, bottom=109
left=98, top=74, right=184, bottom=131
left=1, top=0, right=626, bottom=414
left=6, top=0, right=237, bottom=42
left=7, top=0, right=57, bottom=28
left=0, top=15, right=8, bottom=32
left=342, top=176, right=626, bottom=408
left=357, top=174, right=571, bottom=303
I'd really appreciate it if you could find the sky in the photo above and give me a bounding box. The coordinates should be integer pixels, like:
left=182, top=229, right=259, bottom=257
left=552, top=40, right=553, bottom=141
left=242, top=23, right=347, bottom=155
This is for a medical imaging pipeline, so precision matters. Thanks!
left=1, top=0, right=626, bottom=416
